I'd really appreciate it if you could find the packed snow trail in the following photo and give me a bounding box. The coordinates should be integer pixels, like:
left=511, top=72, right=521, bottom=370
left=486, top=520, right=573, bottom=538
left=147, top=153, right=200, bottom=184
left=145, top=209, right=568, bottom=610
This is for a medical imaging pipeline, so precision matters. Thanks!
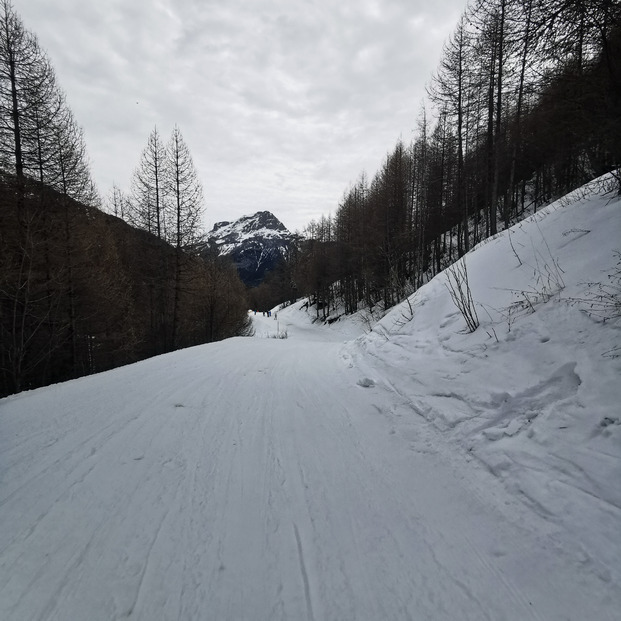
left=1, top=324, right=617, bottom=620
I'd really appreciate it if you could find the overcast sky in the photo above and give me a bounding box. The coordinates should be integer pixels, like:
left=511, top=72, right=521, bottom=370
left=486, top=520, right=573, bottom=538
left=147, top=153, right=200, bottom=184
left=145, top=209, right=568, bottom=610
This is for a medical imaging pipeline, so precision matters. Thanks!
left=18, top=0, right=464, bottom=233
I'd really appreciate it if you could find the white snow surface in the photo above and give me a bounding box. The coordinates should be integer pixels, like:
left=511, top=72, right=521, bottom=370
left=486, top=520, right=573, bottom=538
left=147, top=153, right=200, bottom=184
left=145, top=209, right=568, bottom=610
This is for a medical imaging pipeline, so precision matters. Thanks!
left=1, top=178, right=620, bottom=620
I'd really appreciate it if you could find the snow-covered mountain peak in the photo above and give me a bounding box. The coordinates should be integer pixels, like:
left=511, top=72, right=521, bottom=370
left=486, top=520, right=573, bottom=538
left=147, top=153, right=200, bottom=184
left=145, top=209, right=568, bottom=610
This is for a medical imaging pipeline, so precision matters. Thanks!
left=208, top=211, right=289, bottom=246
left=201, top=211, right=298, bottom=287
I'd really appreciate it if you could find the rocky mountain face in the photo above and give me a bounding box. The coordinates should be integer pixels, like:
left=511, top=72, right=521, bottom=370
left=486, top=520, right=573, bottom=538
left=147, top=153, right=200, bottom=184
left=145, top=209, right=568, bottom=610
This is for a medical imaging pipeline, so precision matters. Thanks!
left=202, top=211, right=298, bottom=287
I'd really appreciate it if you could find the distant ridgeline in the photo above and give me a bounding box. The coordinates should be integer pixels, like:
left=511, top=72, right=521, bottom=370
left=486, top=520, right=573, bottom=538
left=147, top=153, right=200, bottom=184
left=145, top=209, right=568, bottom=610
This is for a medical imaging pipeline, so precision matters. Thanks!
left=200, top=211, right=299, bottom=288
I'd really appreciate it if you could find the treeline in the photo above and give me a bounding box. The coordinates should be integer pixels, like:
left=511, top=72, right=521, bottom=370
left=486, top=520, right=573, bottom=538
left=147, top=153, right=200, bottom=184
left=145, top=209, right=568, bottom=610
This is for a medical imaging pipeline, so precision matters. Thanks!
left=0, top=180, right=249, bottom=396
left=0, top=0, right=249, bottom=396
left=293, top=0, right=621, bottom=318
left=107, top=125, right=205, bottom=251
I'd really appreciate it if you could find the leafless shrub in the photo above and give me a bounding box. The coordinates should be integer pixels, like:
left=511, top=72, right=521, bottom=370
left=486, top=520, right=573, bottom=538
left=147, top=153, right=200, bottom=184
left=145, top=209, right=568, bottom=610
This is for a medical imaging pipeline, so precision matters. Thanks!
left=570, top=251, right=621, bottom=323
left=502, top=225, right=565, bottom=313
left=392, top=293, right=417, bottom=330
left=558, top=172, right=620, bottom=208
left=445, top=258, right=479, bottom=333
left=508, top=228, right=523, bottom=266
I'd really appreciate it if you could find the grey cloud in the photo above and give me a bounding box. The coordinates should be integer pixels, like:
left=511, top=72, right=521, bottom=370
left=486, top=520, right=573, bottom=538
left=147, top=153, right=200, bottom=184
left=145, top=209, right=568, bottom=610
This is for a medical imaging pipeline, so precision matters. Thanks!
left=16, top=0, right=463, bottom=232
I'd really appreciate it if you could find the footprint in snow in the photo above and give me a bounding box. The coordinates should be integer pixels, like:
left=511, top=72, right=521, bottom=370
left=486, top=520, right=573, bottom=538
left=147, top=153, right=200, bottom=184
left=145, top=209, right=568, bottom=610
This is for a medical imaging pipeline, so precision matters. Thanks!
left=357, top=377, right=375, bottom=388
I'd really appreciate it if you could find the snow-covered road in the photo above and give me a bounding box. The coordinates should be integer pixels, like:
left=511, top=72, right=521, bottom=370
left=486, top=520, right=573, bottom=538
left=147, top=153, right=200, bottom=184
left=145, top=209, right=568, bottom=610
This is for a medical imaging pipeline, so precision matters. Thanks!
left=1, top=312, right=618, bottom=620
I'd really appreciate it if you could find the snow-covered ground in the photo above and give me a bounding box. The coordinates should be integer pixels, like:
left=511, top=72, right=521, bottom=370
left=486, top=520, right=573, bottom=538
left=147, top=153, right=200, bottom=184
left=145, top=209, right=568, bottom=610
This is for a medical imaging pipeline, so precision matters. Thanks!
left=1, top=178, right=620, bottom=620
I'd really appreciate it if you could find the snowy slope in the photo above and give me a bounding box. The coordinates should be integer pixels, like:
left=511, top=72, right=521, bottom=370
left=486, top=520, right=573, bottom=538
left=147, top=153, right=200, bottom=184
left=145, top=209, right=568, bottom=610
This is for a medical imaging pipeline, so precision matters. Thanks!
left=347, top=176, right=621, bottom=592
left=1, top=177, right=620, bottom=620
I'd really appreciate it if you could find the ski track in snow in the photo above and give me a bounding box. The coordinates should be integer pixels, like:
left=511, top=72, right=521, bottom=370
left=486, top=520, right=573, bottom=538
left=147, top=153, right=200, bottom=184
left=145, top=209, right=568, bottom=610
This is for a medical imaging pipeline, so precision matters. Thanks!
left=1, top=325, right=618, bottom=620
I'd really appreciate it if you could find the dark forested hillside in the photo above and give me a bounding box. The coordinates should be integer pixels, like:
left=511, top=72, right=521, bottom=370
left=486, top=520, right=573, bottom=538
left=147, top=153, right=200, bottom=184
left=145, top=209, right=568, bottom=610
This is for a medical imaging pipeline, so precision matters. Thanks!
left=0, top=177, right=250, bottom=396
left=0, top=1, right=250, bottom=396
left=292, top=0, right=621, bottom=320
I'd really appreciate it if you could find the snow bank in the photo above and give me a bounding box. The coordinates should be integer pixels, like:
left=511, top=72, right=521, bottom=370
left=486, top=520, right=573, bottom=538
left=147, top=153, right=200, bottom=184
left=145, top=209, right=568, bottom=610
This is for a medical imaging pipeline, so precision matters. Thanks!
left=352, top=177, right=621, bottom=587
